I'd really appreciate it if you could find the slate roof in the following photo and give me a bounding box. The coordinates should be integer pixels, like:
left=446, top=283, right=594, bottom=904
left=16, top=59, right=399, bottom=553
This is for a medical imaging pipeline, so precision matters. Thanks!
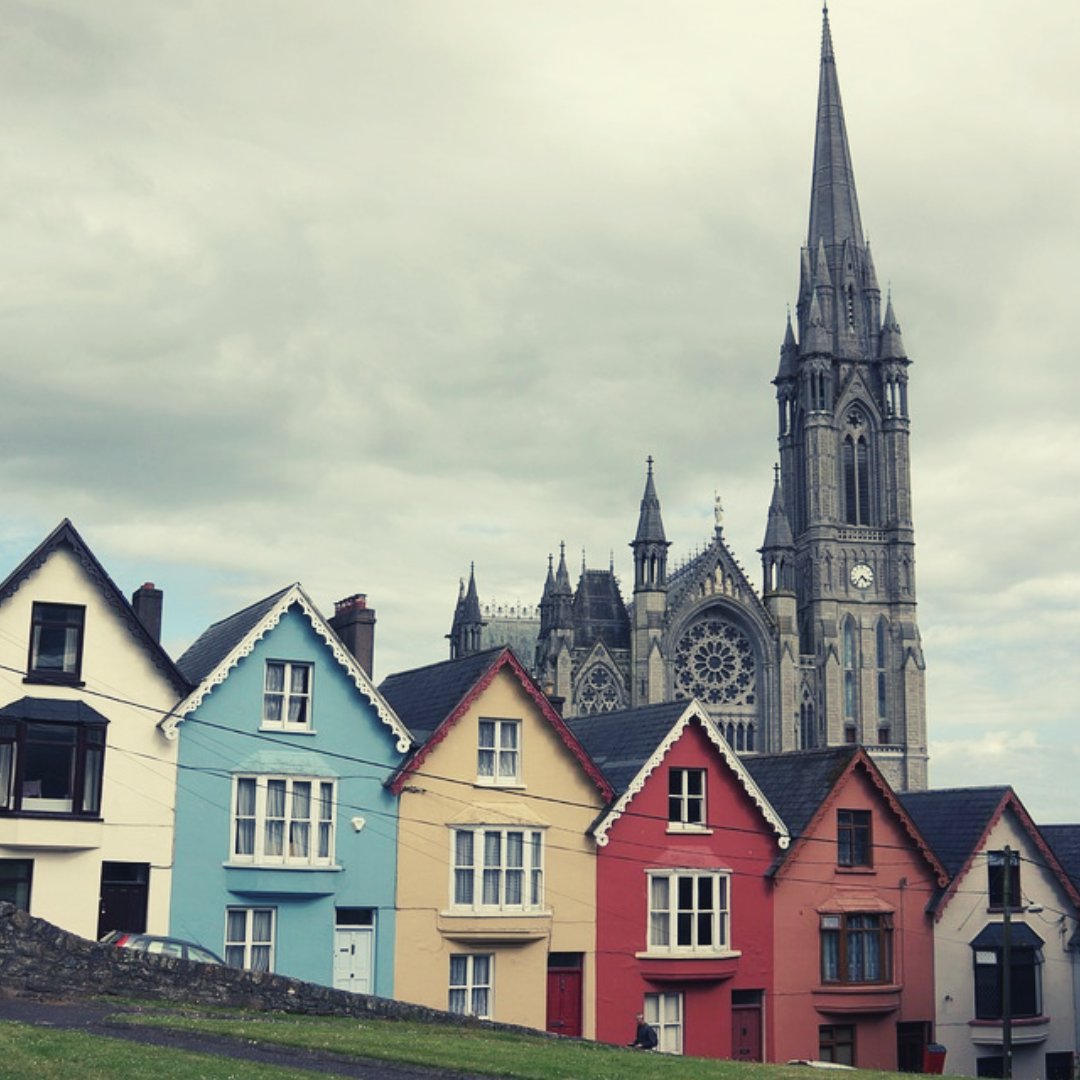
left=0, top=696, right=110, bottom=725
left=0, top=518, right=190, bottom=696
left=177, top=585, right=294, bottom=684
left=897, top=787, right=1011, bottom=879
left=742, top=746, right=859, bottom=841
left=568, top=701, right=690, bottom=794
left=572, top=570, right=630, bottom=653
left=1040, top=825, right=1080, bottom=893
left=378, top=647, right=508, bottom=743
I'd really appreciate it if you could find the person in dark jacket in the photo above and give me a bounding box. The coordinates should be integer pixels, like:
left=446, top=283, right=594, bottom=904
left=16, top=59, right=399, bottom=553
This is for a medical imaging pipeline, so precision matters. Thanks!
left=629, top=1013, right=658, bottom=1050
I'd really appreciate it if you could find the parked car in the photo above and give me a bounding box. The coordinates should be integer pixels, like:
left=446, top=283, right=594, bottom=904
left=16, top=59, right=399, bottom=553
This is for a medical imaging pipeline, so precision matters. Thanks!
left=100, top=931, right=223, bottom=965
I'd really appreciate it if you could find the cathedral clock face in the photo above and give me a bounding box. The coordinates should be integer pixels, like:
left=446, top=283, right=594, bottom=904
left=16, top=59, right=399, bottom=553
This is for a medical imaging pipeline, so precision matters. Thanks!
left=850, top=563, right=874, bottom=590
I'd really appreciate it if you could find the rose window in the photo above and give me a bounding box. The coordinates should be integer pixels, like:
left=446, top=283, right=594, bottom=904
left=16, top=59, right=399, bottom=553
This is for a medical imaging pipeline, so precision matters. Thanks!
left=576, top=665, right=622, bottom=715
left=673, top=614, right=756, bottom=707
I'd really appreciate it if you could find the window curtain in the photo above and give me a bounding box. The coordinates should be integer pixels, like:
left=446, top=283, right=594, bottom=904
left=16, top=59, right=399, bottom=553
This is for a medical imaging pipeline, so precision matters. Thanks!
left=264, top=780, right=286, bottom=856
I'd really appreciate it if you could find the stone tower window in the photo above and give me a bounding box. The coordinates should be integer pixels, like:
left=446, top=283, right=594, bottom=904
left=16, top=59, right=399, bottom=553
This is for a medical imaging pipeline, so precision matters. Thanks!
left=843, top=617, right=859, bottom=724
left=842, top=421, right=872, bottom=526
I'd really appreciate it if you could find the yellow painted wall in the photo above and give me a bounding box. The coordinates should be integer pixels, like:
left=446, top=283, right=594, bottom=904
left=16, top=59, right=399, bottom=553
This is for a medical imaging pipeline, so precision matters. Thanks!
left=394, top=665, right=603, bottom=1036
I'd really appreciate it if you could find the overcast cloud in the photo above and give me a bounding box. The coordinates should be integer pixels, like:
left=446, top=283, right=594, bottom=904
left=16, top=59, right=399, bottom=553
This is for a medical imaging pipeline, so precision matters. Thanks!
left=0, top=1, right=1077, bottom=819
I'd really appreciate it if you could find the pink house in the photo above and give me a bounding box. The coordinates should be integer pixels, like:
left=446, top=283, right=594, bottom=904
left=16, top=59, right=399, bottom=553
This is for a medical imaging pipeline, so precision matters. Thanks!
left=571, top=700, right=789, bottom=1059
left=746, top=748, right=947, bottom=1070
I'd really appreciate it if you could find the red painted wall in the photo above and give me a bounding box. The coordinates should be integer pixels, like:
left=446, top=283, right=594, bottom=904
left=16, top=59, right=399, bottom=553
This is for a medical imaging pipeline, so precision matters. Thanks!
left=770, top=762, right=938, bottom=1070
left=594, top=720, right=781, bottom=1059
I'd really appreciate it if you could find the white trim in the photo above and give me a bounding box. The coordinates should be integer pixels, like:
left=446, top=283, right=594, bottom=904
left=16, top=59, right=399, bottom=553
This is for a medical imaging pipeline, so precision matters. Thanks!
left=592, top=699, right=789, bottom=848
left=160, top=584, right=412, bottom=752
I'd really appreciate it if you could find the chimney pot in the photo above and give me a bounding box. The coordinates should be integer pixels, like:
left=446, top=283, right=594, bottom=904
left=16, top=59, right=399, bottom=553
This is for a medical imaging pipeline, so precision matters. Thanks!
left=329, top=592, right=376, bottom=678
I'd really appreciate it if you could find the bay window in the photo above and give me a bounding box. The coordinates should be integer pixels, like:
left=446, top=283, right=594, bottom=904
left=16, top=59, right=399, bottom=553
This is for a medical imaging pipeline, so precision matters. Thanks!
left=821, top=912, right=892, bottom=984
left=231, top=775, right=335, bottom=866
left=452, top=827, right=543, bottom=911
left=647, top=870, right=730, bottom=954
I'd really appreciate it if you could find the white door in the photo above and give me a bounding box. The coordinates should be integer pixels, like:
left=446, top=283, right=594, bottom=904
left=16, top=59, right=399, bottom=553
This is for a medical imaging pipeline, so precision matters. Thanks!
left=333, top=927, right=373, bottom=993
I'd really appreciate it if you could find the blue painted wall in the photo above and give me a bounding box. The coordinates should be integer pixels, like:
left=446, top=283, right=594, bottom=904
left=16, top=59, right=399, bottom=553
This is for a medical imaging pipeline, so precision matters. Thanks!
left=170, top=602, right=404, bottom=994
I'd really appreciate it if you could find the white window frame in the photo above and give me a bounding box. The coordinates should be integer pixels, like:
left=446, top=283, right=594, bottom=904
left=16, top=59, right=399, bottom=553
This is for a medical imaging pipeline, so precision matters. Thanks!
left=668, top=767, right=708, bottom=831
left=230, top=775, right=336, bottom=867
left=262, top=660, right=313, bottom=730
left=476, top=718, right=520, bottom=785
left=449, top=953, right=493, bottom=1018
left=451, top=827, right=544, bottom=912
left=225, top=906, right=275, bottom=971
left=646, top=870, right=731, bottom=955
left=644, top=991, right=683, bottom=1055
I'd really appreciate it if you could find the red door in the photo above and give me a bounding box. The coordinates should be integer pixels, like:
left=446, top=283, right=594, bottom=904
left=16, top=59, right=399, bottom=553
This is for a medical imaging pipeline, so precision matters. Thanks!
left=546, top=958, right=583, bottom=1037
left=732, top=1004, right=763, bottom=1062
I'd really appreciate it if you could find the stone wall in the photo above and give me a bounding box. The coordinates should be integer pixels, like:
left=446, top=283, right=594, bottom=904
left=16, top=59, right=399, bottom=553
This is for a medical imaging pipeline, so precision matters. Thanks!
left=0, top=903, right=531, bottom=1031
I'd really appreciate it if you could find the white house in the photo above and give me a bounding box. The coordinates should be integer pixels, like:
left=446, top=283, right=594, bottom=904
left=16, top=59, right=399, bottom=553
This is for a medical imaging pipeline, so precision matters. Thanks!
left=0, top=520, right=189, bottom=940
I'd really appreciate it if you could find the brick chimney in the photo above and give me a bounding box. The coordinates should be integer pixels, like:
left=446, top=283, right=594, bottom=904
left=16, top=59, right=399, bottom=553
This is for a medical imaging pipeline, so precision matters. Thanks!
left=329, top=593, right=376, bottom=678
left=131, top=582, right=163, bottom=644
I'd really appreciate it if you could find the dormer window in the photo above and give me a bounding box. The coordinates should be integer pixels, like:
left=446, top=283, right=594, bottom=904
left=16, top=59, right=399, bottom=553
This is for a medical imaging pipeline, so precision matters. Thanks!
left=27, top=603, right=85, bottom=684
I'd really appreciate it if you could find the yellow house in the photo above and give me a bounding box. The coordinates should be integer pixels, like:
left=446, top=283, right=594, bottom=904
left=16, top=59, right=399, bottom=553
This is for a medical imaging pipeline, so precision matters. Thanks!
left=380, top=647, right=612, bottom=1037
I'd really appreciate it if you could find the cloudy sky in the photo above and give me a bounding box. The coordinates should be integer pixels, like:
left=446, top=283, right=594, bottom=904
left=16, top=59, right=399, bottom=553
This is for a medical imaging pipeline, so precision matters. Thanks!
left=0, top=2, right=1076, bottom=819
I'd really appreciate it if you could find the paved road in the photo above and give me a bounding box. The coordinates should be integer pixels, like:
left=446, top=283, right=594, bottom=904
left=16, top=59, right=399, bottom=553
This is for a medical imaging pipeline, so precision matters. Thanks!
left=0, top=995, right=496, bottom=1080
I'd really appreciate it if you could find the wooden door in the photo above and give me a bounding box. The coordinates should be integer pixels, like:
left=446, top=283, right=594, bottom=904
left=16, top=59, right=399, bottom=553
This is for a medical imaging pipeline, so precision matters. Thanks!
left=546, top=956, right=583, bottom=1037
left=732, top=1003, right=763, bottom=1062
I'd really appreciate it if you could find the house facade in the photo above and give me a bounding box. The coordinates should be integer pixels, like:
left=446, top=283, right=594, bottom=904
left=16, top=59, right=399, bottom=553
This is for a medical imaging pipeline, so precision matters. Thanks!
left=166, top=586, right=410, bottom=992
left=0, top=520, right=188, bottom=940
left=570, top=700, right=788, bottom=1059
left=903, top=789, right=1080, bottom=1080
left=746, top=747, right=945, bottom=1071
left=381, top=648, right=611, bottom=1036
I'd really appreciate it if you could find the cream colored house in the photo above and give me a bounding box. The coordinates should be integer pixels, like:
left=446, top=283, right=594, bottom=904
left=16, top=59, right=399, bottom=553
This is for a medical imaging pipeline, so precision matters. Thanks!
left=902, top=788, right=1080, bottom=1080
left=380, top=647, right=612, bottom=1037
left=0, top=521, right=189, bottom=940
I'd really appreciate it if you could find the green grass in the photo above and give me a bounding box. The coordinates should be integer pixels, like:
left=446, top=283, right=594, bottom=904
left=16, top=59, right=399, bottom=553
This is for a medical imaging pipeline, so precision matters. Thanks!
left=124, top=1009, right=912, bottom=1080
left=0, top=1021, right=345, bottom=1080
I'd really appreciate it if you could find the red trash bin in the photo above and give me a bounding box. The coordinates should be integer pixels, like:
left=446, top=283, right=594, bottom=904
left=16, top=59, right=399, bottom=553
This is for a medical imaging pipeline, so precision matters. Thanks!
left=923, top=1043, right=947, bottom=1074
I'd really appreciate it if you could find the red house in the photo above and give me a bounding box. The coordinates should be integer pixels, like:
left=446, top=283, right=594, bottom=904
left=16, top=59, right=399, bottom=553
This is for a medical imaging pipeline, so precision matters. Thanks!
left=745, top=748, right=947, bottom=1071
left=571, top=700, right=789, bottom=1059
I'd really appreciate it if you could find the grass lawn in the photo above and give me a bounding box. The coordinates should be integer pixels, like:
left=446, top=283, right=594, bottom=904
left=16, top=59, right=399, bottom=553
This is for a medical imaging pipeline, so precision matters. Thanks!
left=0, top=1020, right=342, bottom=1080
left=124, top=1008, right=913, bottom=1080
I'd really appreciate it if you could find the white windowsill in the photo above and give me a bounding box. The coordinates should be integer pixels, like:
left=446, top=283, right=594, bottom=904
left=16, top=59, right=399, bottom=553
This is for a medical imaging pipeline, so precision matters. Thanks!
left=636, top=948, right=742, bottom=960
left=666, top=823, right=713, bottom=835
left=224, top=861, right=342, bottom=871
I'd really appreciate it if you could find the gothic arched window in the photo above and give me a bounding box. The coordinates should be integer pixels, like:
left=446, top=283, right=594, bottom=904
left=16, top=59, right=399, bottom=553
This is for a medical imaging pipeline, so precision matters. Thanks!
left=842, top=408, right=873, bottom=526
left=875, top=618, right=890, bottom=743
left=800, top=685, right=817, bottom=750
left=843, top=617, right=859, bottom=727
left=576, top=664, right=622, bottom=716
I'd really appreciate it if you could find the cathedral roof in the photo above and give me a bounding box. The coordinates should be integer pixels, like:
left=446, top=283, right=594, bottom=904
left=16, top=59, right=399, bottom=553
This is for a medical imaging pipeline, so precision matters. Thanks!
left=572, top=569, right=630, bottom=653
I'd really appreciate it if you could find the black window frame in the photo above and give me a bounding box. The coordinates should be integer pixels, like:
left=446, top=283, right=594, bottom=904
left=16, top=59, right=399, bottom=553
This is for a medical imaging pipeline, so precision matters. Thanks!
left=837, top=809, right=873, bottom=868
left=26, top=603, right=86, bottom=685
left=0, top=858, right=32, bottom=910
left=0, top=716, right=106, bottom=818
left=973, top=944, right=1043, bottom=1020
left=819, top=1024, right=855, bottom=1066
left=987, top=849, right=1021, bottom=910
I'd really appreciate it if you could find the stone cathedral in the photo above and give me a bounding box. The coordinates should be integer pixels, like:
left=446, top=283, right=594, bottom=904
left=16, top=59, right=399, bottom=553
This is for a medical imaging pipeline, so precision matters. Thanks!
left=448, top=8, right=927, bottom=792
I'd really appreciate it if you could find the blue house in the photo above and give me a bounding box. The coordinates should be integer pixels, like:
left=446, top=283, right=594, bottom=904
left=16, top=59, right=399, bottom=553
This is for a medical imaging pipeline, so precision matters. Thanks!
left=163, top=585, right=411, bottom=994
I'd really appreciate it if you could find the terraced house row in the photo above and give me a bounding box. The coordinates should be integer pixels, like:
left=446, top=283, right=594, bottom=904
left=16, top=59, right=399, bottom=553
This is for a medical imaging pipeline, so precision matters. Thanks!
left=2, top=8, right=1076, bottom=1077
left=0, top=518, right=1078, bottom=1078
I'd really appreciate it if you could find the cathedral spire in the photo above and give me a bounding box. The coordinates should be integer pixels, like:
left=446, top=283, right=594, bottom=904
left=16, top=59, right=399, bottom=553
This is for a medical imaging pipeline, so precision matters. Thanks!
left=808, top=3, right=864, bottom=257
left=448, top=563, right=485, bottom=658
left=634, top=456, right=667, bottom=544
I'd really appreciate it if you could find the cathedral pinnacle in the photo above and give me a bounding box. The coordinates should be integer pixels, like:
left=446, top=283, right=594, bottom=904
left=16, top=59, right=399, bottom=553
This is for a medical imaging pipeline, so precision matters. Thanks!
left=634, top=456, right=667, bottom=544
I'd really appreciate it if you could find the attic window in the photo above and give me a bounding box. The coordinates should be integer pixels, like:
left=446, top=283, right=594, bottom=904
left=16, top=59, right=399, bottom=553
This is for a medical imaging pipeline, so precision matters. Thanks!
left=27, top=603, right=85, bottom=685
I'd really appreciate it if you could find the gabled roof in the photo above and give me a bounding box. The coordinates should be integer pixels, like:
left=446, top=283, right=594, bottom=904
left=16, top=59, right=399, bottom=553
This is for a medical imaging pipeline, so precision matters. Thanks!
left=570, top=699, right=788, bottom=848
left=163, top=583, right=411, bottom=752
left=381, top=647, right=612, bottom=800
left=1040, top=825, right=1080, bottom=894
left=745, top=747, right=947, bottom=885
left=0, top=518, right=190, bottom=697
left=898, top=787, right=1080, bottom=915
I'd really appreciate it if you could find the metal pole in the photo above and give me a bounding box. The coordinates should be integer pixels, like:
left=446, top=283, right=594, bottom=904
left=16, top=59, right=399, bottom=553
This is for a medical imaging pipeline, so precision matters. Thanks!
left=1002, top=845, right=1012, bottom=1080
